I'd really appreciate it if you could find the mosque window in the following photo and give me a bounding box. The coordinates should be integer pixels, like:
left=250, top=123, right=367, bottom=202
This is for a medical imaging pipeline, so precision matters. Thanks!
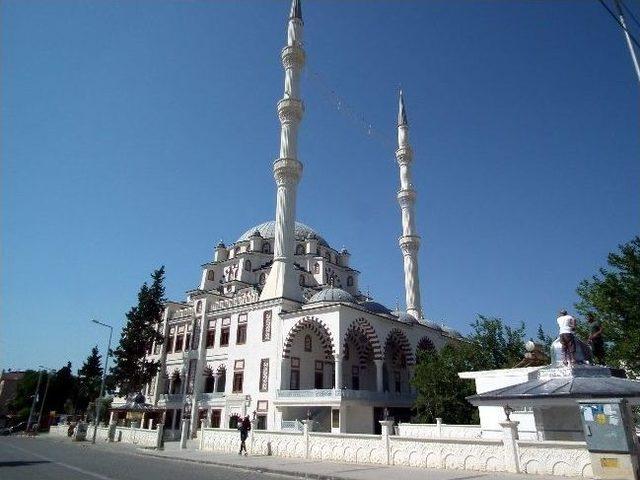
left=244, top=260, right=252, bottom=271
left=295, top=244, right=305, bottom=255
left=262, top=310, right=272, bottom=341
left=313, top=263, right=320, bottom=274
left=175, top=326, right=185, bottom=353
left=167, top=327, right=176, bottom=353
left=196, top=301, right=202, bottom=313
left=347, top=276, right=354, bottom=287
left=324, top=251, right=331, bottom=261
left=289, top=357, right=300, bottom=390
left=299, top=275, right=305, bottom=286
left=259, top=273, right=266, bottom=285
left=220, top=318, right=230, bottom=347
left=184, top=324, right=192, bottom=351
left=232, top=360, right=244, bottom=393
left=304, top=334, right=312, bottom=352
left=234, top=247, right=240, bottom=256
left=206, top=320, right=216, bottom=348
left=351, top=366, right=360, bottom=390
left=236, top=314, right=247, bottom=345
left=316, top=247, right=321, bottom=255
left=262, top=242, right=271, bottom=254
left=207, top=270, right=215, bottom=281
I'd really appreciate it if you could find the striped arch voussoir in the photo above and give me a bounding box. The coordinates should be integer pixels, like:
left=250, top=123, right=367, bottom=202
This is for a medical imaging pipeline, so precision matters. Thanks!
left=342, top=318, right=383, bottom=363
left=384, top=328, right=415, bottom=366
left=283, top=316, right=336, bottom=360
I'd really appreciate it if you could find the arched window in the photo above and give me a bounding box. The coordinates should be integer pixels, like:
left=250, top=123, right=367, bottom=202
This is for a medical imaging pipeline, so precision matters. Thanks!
left=313, top=263, right=320, bottom=274
left=304, top=334, right=312, bottom=352
left=234, top=247, right=240, bottom=256
left=299, top=275, right=305, bottom=286
left=171, top=371, right=182, bottom=394
left=207, top=270, right=215, bottom=281
left=316, top=247, right=321, bottom=255
left=244, top=260, right=251, bottom=271
left=347, top=276, right=354, bottom=287
left=295, top=244, right=305, bottom=255
left=203, top=367, right=215, bottom=393
left=259, top=273, right=266, bottom=285
left=262, top=242, right=271, bottom=254
left=324, top=251, right=331, bottom=261
left=196, top=301, right=202, bottom=313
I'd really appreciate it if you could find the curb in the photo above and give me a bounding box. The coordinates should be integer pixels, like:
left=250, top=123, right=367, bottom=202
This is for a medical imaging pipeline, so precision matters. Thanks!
left=138, top=450, right=353, bottom=480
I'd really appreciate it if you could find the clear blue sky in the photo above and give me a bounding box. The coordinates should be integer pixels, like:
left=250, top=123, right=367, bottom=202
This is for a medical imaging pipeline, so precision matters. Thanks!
left=2, top=1, right=638, bottom=372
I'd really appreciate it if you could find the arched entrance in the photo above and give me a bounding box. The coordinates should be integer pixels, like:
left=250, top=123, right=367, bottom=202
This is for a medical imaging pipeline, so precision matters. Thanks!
left=382, top=329, right=414, bottom=393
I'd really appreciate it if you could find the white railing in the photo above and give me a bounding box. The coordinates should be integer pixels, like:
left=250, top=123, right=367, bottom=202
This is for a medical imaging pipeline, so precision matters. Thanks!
left=281, top=420, right=304, bottom=431
left=198, top=392, right=225, bottom=401
left=159, top=393, right=184, bottom=403
left=396, top=422, right=481, bottom=439
left=114, top=425, right=163, bottom=448
left=277, top=389, right=416, bottom=403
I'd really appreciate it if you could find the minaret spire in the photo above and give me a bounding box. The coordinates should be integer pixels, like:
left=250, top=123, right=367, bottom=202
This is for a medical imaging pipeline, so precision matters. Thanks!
left=395, top=90, right=423, bottom=320
left=260, top=0, right=306, bottom=302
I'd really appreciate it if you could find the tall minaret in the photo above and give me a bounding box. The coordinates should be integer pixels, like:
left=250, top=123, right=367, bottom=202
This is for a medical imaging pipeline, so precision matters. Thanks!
left=396, top=91, right=423, bottom=319
left=260, top=0, right=305, bottom=302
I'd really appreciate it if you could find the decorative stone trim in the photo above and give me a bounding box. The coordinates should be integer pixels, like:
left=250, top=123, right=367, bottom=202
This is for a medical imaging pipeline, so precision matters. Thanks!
left=283, top=316, right=335, bottom=360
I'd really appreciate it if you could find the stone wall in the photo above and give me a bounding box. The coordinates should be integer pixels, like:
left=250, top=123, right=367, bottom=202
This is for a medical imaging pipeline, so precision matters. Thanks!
left=114, top=425, right=163, bottom=448
left=86, top=425, right=111, bottom=442
left=199, top=422, right=592, bottom=478
left=48, top=425, right=70, bottom=437
left=517, top=440, right=593, bottom=477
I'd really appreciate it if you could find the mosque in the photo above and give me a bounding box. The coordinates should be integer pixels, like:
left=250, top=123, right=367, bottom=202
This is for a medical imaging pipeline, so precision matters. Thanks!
left=133, top=0, right=463, bottom=436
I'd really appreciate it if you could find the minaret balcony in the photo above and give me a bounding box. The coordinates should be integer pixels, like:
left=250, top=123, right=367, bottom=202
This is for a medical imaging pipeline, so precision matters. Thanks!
left=277, top=98, right=304, bottom=123
left=395, top=146, right=413, bottom=164
left=281, top=44, right=305, bottom=69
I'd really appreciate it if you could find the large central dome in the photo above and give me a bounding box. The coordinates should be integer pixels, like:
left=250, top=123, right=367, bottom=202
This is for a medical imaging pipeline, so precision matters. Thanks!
left=237, top=221, right=329, bottom=247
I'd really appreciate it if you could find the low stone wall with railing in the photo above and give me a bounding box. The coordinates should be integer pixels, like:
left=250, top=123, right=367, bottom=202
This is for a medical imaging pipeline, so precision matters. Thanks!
left=86, top=425, right=111, bottom=442
left=199, top=421, right=592, bottom=477
left=396, top=421, right=482, bottom=439
left=517, top=440, right=593, bottom=477
left=114, top=425, right=163, bottom=448
left=48, top=424, right=70, bottom=437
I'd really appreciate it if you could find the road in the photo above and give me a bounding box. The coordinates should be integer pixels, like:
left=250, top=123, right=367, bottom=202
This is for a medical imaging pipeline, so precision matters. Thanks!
left=0, top=436, right=285, bottom=480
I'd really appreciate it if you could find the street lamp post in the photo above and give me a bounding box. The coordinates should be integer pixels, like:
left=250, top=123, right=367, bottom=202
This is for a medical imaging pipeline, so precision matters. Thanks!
left=91, top=319, right=113, bottom=444
left=26, top=369, right=44, bottom=432
left=36, top=366, right=55, bottom=429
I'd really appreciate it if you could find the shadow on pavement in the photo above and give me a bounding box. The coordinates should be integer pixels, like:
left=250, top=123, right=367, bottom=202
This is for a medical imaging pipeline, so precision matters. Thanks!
left=0, top=461, right=51, bottom=468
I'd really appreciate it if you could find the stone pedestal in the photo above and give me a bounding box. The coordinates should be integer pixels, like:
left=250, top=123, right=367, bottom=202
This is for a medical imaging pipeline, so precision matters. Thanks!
left=179, top=418, right=189, bottom=449
left=379, top=420, right=394, bottom=465
left=500, top=421, right=520, bottom=473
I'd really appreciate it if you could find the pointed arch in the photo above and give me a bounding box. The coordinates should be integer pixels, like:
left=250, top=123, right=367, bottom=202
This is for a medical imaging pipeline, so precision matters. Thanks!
left=384, top=328, right=415, bottom=366
left=342, top=318, right=383, bottom=362
left=283, top=316, right=335, bottom=360
left=416, top=336, right=435, bottom=358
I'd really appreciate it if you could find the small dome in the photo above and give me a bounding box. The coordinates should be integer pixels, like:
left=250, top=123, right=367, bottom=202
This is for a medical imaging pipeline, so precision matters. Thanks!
left=340, top=248, right=350, bottom=255
left=309, top=287, right=355, bottom=304
left=216, top=240, right=226, bottom=248
left=392, top=311, right=419, bottom=324
left=361, top=301, right=391, bottom=315
left=250, top=230, right=262, bottom=238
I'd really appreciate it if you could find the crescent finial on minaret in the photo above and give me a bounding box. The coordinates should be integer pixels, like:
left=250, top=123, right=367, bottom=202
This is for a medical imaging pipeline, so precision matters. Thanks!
left=398, top=89, right=408, bottom=126
left=290, top=0, right=302, bottom=21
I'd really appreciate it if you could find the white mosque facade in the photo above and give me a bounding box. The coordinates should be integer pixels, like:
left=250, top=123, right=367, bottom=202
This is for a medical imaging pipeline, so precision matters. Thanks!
left=133, top=0, right=463, bottom=436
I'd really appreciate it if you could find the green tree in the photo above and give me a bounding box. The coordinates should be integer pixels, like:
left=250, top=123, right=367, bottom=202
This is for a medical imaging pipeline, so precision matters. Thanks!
left=7, top=370, right=41, bottom=420
left=413, top=343, right=483, bottom=424
left=77, top=346, right=103, bottom=411
left=413, top=315, right=530, bottom=424
left=575, top=236, right=640, bottom=376
left=110, top=267, right=166, bottom=396
left=45, top=362, right=78, bottom=416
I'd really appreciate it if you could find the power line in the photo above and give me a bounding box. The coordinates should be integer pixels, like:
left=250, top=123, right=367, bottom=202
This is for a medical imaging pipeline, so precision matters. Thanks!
left=596, top=0, right=640, bottom=51
left=620, top=0, right=640, bottom=30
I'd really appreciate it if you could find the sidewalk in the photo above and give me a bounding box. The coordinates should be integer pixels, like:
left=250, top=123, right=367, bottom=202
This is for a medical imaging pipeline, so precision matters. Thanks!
left=132, top=440, right=560, bottom=480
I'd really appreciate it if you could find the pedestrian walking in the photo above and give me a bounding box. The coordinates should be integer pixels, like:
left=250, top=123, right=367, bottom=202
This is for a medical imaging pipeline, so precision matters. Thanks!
left=238, top=416, right=251, bottom=456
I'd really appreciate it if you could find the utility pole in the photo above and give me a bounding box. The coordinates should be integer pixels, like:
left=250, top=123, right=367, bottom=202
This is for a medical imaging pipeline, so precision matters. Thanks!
left=91, top=319, right=113, bottom=444
left=26, top=369, right=43, bottom=432
left=36, top=368, right=54, bottom=429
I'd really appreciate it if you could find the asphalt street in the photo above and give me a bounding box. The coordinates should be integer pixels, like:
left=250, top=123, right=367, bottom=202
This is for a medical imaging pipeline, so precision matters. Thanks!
left=0, top=436, right=286, bottom=480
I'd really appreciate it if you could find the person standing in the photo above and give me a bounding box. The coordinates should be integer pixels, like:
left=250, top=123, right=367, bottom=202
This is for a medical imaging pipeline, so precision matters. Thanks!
left=557, top=309, right=576, bottom=365
left=238, top=416, right=251, bottom=456
left=587, top=313, right=605, bottom=365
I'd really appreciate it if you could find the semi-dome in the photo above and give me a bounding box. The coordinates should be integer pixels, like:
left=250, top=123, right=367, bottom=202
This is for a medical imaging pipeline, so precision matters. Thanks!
left=309, top=287, right=355, bottom=304
left=237, top=221, right=328, bottom=247
left=360, top=301, right=391, bottom=315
